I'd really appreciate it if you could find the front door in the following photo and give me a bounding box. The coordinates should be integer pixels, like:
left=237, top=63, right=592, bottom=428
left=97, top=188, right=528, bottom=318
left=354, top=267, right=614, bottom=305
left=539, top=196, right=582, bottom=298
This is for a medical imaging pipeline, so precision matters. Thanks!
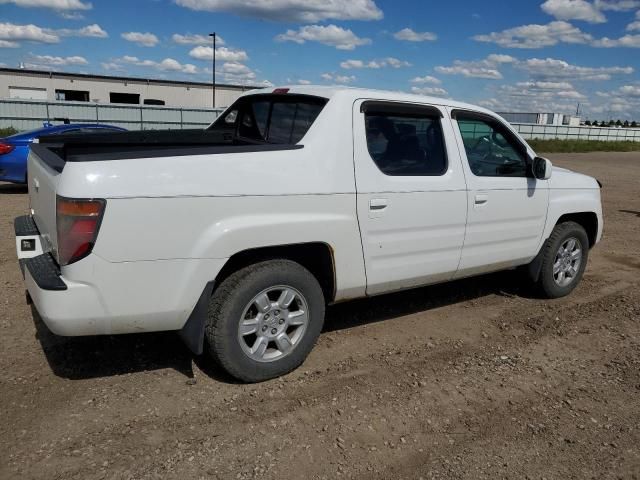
left=450, top=110, right=549, bottom=278
left=353, top=100, right=468, bottom=295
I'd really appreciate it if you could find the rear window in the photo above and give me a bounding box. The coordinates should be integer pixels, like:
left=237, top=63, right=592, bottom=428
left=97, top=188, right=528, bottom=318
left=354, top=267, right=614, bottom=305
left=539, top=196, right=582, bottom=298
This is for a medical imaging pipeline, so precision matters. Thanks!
left=210, top=94, right=327, bottom=145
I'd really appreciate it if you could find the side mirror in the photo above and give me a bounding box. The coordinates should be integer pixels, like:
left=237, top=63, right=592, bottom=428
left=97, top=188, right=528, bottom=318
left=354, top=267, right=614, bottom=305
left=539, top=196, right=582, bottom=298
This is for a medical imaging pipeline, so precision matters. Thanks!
left=532, top=156, right=552, bottom=180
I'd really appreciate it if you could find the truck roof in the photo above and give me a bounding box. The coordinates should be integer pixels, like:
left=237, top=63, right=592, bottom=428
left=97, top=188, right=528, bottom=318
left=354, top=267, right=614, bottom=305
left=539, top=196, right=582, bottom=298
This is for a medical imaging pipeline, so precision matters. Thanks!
left=241, top=85, right=496, bottom=117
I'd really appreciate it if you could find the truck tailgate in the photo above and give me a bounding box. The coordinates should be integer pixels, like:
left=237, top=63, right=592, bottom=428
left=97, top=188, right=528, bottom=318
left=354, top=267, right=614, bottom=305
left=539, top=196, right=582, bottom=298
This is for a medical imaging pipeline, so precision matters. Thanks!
left=27, top=148, right=60, bottom=259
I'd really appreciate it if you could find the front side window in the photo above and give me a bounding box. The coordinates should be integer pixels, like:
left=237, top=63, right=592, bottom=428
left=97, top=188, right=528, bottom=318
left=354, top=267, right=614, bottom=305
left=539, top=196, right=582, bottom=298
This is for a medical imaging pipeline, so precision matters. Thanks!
left=456, top=115, right=528, bottom=177
left=211, top=94, right=327, bottom=145
left=364, top=105, right=447, bottom=176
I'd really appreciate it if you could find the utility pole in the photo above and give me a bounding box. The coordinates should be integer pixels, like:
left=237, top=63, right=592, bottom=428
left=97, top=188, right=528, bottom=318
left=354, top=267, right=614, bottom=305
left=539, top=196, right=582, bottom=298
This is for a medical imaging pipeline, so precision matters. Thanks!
left=209, top=32, right=216, bottom=109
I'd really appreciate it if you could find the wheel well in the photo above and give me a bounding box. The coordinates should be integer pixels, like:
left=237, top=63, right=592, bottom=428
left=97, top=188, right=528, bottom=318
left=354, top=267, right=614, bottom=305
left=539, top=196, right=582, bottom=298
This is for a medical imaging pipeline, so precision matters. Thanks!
left=215, top=242, right=336, bottom=302
left=556, top=212, right=598, bottom=247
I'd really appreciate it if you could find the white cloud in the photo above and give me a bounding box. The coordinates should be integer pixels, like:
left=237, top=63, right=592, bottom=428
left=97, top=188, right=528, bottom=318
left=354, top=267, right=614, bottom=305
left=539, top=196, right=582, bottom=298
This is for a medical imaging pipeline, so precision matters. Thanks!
left=29, top=54, right=88, bottom=65
left=57, top=23, right=107, bottom=38
left=0, top=22, right=59, bottom=44
left=541, top=0, right=606, bottom=23
left=218, top=62, right=262, bottom=85
left=174, top=0, right=383, bottom=22
left=410, top=86, right=448, bottom=96
left=473, top=21, right=593, bottom=48
left=393, top=28, right=437, bottom=42
left=59, top=11, right=84, bottom=19
left=0, top=40, right=19, bottom=47
left=220, top=62, right=252, bottom=75
left=297, top=79, right=311, bottom=84
left=410, top=75, right=441, bottom=85
left=0, top=0, right=91, bottom=10
left=627, top=16, right=640, bottom=31
left=476, top=17, right=640, bottom=49
left=618, top=84, right=640, bottom=96
left=518, top=57, right=634, bottom=80
left=276, top=24, right=371, bottom=50
left=340, top=57, right=411, bottom=69
left=321, top=72, right=356, bottom=83
left=121, top=31, right=159, bottom=47
left=172, top=33, right=225, bottom=45
left=501, top=83, right=586, bottom=100
left=116, top=55, right=199, bottom=74
left=594, top=0, right=640, bottom=11
left=516, top=80, right=574, bottom=89
left=188, top=45, right=249, bottom=62
left=592, top=33, right=640, bottom=46
left=100, top=61, right=125, bottom=72
left=435, top=54, right=515, bottom=79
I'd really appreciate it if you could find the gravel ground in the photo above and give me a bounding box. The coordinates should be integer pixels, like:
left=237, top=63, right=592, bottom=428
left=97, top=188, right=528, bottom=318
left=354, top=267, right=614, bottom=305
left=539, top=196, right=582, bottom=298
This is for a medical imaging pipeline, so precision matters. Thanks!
left=1, top=152, right=639, bottom=480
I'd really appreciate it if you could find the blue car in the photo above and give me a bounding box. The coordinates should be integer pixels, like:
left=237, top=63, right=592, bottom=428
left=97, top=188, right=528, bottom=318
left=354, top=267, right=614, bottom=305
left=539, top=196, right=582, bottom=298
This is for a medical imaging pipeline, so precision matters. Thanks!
left=0, top=123, right=127, bottom=184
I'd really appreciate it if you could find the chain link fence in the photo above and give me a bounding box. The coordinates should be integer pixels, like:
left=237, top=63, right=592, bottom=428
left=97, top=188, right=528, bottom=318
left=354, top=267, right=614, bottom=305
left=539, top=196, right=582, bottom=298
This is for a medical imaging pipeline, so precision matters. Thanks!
left=0, top=98, right=222, bottom=131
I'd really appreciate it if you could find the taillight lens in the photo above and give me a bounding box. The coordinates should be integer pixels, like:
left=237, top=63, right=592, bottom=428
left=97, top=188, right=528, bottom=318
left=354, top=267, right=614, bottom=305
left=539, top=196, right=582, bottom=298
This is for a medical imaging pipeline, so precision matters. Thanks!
left=0, top=142, right=15, bottom=155
left=56, top=196, right=106, bottom=266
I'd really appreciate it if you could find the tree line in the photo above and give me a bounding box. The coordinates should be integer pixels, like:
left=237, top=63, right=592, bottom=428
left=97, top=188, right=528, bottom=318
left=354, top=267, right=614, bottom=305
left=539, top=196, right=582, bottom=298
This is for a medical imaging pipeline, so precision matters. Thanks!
left=584, top=120, right=638, bottom=128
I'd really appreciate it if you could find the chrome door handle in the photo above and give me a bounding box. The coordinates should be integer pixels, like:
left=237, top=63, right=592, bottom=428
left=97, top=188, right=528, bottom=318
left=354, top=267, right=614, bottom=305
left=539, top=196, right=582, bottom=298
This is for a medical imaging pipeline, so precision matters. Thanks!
left=474, top=194, right=488, bottom=205
left=369, top=198, right=388, bottom=211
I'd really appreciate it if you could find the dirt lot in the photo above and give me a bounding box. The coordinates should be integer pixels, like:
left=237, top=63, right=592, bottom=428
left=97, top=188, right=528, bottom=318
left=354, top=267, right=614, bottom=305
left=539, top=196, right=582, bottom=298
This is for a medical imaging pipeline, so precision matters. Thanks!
left=1, top=152, right=639, bottom=480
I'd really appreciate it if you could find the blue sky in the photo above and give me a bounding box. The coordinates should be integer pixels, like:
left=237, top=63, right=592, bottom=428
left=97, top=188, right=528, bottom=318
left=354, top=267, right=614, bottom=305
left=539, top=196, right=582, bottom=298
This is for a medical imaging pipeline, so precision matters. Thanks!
left=1, top=0, right=640, bottom=119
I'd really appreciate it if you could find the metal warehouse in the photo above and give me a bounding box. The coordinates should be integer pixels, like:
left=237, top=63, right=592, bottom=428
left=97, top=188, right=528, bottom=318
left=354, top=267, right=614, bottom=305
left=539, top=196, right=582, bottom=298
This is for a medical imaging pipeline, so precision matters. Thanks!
left=0, top=67, right=255, bottom=109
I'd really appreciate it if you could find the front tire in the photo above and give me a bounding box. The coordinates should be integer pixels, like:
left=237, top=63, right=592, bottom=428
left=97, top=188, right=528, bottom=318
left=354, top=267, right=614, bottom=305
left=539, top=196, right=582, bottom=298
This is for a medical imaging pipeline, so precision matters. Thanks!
left=205, top=260, right=325, bottom=382
left=535, top=221, right=589, bottom=299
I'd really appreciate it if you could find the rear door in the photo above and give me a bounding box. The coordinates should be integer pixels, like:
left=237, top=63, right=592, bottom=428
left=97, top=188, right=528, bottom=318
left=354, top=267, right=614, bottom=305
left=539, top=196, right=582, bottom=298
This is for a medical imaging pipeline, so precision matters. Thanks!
left=450, top=110, right=549, bottom=277
left=353, top=100, right=467, bottom=295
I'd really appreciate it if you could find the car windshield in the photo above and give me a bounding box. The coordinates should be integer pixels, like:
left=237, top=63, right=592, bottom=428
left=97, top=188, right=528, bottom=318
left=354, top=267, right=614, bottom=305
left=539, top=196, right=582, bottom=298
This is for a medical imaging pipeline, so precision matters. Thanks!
left=209, top=94, right=327, bottom=145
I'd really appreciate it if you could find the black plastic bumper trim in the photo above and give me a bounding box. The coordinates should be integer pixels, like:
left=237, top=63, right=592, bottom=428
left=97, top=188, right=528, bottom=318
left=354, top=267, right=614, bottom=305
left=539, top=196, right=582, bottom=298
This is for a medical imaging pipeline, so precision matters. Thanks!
left=23, top=254, right=67, bottom=291
left=14, top=215, right=40, bottom=236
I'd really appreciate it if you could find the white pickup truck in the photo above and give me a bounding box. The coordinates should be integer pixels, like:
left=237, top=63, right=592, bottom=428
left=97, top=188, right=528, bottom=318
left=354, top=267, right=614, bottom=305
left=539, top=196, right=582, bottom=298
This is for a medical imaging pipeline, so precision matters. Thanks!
left=15, top=86, right=603, bottom=382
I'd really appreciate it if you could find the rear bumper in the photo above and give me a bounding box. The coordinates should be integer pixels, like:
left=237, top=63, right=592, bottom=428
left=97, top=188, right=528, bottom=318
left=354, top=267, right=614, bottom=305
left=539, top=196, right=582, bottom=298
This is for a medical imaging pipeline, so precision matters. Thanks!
left=15, top=214, right=226, bottom=337
left=23, top=265, right=111, bottom=336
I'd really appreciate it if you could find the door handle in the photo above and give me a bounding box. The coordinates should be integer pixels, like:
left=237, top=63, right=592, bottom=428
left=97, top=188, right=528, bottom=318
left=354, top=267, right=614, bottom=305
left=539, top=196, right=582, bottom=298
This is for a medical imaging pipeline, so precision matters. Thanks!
left=474, top=193, right=488, bottom=206
left=369, top=198, right=388, bottom=211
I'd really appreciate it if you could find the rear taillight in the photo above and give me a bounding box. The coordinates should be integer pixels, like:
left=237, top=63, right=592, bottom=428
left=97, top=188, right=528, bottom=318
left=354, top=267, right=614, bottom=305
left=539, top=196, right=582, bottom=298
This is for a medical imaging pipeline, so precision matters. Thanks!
left=0, top=142, right=15, bottom=155
left=56, top=196, right=106, bottom=266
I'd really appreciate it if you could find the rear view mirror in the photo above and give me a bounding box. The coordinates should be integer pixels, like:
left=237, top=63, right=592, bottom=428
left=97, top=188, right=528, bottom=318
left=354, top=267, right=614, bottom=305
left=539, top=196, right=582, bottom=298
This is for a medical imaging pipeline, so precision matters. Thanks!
left=533, top=156, right=552, bottom=180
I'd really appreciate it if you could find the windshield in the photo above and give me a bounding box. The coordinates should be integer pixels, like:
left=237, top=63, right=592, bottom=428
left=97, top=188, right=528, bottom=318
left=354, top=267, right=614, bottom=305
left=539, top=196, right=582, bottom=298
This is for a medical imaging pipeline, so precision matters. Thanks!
left=209, top=94, right=327, bottom=145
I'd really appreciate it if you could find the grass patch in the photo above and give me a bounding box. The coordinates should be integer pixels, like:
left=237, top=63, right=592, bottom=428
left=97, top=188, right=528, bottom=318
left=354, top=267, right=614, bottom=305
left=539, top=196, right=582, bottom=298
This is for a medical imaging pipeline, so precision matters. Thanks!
left=528, top=139, right=640, bottom=153
left=0, top=127, right=19, bottom=137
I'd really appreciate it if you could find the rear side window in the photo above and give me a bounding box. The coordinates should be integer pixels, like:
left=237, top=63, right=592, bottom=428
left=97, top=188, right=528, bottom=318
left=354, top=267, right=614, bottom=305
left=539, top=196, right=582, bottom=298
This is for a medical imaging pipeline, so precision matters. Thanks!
left=212, top=94, right=327, bottom=145
left=364, top=103, right=447, bottom=176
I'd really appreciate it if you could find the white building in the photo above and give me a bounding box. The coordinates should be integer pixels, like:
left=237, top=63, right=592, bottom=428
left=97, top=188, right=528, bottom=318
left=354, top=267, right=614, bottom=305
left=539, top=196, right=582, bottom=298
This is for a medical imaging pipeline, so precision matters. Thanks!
left=0, top=67, right=256, bottom=109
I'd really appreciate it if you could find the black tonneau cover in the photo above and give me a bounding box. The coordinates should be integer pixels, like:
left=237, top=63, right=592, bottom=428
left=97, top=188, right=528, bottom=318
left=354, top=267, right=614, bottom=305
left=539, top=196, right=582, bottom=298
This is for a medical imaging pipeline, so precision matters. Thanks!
left=32, top=129, right=302, bottom=172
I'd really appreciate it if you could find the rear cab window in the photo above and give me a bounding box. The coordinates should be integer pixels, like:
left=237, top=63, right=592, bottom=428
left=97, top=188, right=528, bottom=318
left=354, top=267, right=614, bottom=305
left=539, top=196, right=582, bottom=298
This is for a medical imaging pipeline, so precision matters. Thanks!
left=209, top=93, right=327, bottom=145
left=362, top=101, right=448, bottom=176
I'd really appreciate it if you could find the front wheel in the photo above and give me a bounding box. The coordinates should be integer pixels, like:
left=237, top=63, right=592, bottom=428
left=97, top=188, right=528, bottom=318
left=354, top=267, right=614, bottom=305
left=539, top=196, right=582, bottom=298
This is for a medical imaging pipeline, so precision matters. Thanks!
left=205, top=259, right=325, bottom=382
left=535, top=221, right=589, bottom=299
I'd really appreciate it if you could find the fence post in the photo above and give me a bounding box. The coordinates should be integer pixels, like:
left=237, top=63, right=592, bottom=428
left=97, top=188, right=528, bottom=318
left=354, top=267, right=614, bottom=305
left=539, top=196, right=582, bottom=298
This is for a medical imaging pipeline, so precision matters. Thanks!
left=95, top=104, right=99, bottom=122
left=140, top=106, right=143, bottom=130
left=45, top=103, right=50, bottom=124
left=180, top=108, right=184, bottom=130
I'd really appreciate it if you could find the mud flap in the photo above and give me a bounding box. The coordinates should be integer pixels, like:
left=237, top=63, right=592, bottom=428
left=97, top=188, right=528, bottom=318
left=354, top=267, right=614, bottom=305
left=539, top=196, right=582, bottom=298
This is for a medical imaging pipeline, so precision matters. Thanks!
left=178, top=281, right=215, bottom=355
left=526, top=245, right=546, bottom=283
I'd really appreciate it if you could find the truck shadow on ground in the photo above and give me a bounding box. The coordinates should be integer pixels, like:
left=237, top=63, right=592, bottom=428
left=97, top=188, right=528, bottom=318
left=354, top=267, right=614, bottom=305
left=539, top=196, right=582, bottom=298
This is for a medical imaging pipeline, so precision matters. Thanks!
left=619, top=209, right=640, bottom=217
left=31, top=269, right=531, bottom=383
left=0, top=183, right=27, bottom=194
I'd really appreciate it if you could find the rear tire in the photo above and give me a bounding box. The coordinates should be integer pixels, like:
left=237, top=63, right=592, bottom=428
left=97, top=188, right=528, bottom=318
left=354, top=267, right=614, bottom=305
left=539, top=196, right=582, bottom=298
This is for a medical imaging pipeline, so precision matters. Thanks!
left=205, top=259, right=325, bottom=383
left=535, top=221, right=589, bottom=299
